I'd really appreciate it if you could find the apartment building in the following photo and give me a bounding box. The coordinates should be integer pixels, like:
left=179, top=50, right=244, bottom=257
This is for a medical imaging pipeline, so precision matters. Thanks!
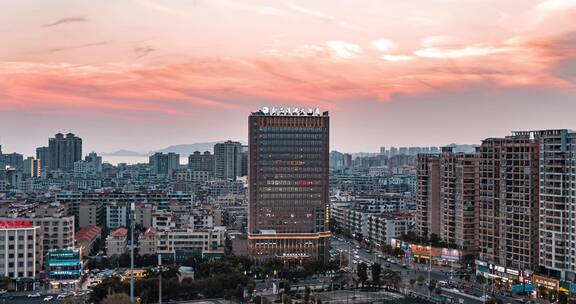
left=537, top=129, right=576, bottom=281
left=138, top=227, right=157, bottom=256
left=479, top=134, right=540, bottom=272
left=415, top=148, right=479, bottom=254
left=106, top=228, right=128, bottom=256
left=157, top=226, right=226, bottom=260
left=0, top=220, right=43, bottom=288
left=416, top=154, right=441, bottom=238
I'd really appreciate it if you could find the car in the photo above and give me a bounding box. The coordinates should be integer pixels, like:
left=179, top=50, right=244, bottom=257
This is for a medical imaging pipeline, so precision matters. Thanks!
left=377, top=254, right=383, bottom=258
left=0, top=289, right=6, bottom=295
left=43, top=295, right=53, bottom=302
left=355, top=245, right=361, bottom=249
left=28, top=292, right=41, bottom=298
left=385, top=263, right=391, bottom=268
left=402, top=263, right=408, bottom=268
left=365, top=249, right=371, bottom=253
left=57, top=294, right=70, bottom=299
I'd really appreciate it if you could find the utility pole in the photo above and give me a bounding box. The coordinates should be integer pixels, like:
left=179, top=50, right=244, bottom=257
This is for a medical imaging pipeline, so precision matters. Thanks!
left=158, top=254, right=163, bottom=304
left=428, top=244, right=432, bottom=297
left=130, top=202, right=135, bottom=303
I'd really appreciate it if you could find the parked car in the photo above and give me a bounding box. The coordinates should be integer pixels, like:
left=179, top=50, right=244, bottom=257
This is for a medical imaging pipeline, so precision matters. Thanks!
left=28, top=292, right=41, bottom=298
left=43, top=295, right=53, bottom=302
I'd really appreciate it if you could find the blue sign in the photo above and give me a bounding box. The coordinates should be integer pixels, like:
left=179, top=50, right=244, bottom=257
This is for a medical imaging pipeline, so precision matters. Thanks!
left=512, top=284, right=536, bottom=293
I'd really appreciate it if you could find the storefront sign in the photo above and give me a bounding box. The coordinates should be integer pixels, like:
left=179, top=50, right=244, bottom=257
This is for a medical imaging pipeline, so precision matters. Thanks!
left=534, top=275, right=559, bottom=291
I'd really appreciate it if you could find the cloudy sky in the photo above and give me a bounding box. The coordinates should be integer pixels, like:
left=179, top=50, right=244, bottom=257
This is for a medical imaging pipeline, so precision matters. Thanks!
left=0, top=0, right=575, bottom=156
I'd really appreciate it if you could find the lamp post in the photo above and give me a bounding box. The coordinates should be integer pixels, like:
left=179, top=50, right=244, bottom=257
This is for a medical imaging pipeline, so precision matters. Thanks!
left=130, top=202, right=135, bottom=303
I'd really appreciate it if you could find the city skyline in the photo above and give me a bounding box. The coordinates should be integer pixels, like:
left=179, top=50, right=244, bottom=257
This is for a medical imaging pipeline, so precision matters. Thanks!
left=1, top=0, right=575, bottom=155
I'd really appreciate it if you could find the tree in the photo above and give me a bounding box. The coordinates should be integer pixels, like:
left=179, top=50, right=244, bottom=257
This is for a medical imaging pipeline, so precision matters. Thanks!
left=63, top=299, right=81, bottom=304
left=381, top=269, right=402, bottom=291
left=101, top=293, right=131, bottom=304
left=462, top=253, right=477, bottom=269
left=409, top=278, right=416, bottom=289
left=357, top=263, right=368, bottom=288
left=417, top=274, right=425, bottom=286
left=0, top=277, right=10, bottom=290
left=428, top=279, right=437, bottom=294
left=371, top=263, right=382, bottom=288
left=304, top=286, right=311, bottom=304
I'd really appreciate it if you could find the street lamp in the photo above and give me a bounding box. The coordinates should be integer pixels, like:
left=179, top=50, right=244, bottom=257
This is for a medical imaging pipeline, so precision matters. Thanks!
left=153, top=254, right=168, bottom=304
left=130, top=202, right=135, bottom=303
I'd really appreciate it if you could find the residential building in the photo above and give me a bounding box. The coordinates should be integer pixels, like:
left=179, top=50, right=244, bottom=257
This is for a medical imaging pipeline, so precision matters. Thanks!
left=74, top=226, right=101, bottom=255
left=248, top=107, right=330, bottom=264
left=157, top=226, right=226, bottom=261
left=214, top=140, right=242, bottom=180
left=416, top=154, right=441, bottom=238
left=439, top=147, right=479, bottom=253
left=106, top=228, right=128, bottom=256
left=78, top=201, right=104, bottom=228
left=537, top=129, right=576, bottom=281
left=138, top=227, right=157, bottom=256
left=188, top=151, right=215, bottom=176
left=415, top=148, right=479, bottom=254
left=23, top=157, right=41, bottom=178
left=48, top=133, right=82, bottom=172
left=73, top=152, right=102, bottom=177
left=149, top=152, right=180, bottom=177
left=0, top=220, right=43, bottom=290
left=479, top=133, right=540, bottom=272
left=36, top=146, right=50, bottom=171
left=105, top=202, right=129, bottom=229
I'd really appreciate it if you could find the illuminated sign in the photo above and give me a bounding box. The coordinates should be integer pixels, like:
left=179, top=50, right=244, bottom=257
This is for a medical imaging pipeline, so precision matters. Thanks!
left=261, top=107, right=321, bottom=116
left=0, top=220, right=32, bottom=228
left=506, top=269, right=519, bottom=276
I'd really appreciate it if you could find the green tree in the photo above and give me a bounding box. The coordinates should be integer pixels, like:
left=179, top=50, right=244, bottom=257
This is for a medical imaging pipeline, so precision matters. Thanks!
left=101, top=293, right=131, bottom=304
left=357, top=263, right=368, bottom=288
left=381, top=269, right=402, bottom=291
left=0, top=277, right=10, bottom=290
left=371, top=263, right=382, bottom=288
left=417, top=274, right=425, bottom=286
left=63, top=298, right=81, bottom=304
left=428, top=279, right=437, bottom=294
left=409, top=278, right=416, bottom=289
left=304, top=286, right=311, bottom=304
left=89, top=277, right=127, bottom=303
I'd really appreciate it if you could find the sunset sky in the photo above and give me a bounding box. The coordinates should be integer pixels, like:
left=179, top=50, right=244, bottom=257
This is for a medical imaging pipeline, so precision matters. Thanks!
left=1, top=0, right=575, bottom=156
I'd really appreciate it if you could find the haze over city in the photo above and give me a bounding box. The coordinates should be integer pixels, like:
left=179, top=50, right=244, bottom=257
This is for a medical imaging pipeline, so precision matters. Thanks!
left=1, top=0, right=575, bottom=156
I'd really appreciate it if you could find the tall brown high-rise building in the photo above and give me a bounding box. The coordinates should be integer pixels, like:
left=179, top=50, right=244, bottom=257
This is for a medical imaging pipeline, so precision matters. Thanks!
left=416, top=154, right=441, bottom=238
left=479, top=133, right=540, bottom=271
left=416, top=148, right=479, bottom=254
left=248, top=107, right=330, bottom=264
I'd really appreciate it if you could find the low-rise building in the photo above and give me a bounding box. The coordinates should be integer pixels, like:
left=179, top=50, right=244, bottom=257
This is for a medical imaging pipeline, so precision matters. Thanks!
left=157, top=226, right=226, bottom=262
left=75, top=226, right=102, bottom=255
left=47, top=249, right=82, bottom=290
left=138, top=227, right=157, bottom=256
left=106, top=228, right=128, bottom=256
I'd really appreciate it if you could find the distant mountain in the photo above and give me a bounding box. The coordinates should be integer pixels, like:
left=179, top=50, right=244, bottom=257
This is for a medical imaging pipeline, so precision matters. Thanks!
left=101, top=149, right=145, bottom=156
left=152, top=141, right=247, bottom=156
left=153, top=142, right=222, bottom=155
